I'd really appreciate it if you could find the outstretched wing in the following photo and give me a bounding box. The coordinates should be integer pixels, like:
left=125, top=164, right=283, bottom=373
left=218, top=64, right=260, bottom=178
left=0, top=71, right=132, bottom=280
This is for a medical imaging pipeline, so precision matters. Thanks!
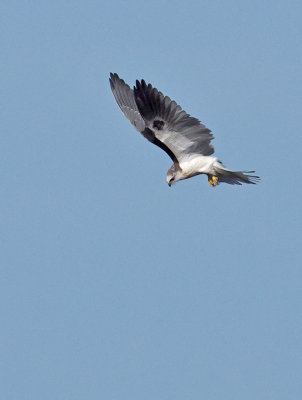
left=109, top=73, right=145, bottom=132
left=133, top=79, right=215, bottom=161
left=110, top=73, right=178, bottom=162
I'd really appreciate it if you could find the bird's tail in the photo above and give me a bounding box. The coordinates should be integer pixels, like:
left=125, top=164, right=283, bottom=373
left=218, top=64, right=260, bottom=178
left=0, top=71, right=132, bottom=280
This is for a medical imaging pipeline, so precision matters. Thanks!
left=214, top=162, right=260, bottom=185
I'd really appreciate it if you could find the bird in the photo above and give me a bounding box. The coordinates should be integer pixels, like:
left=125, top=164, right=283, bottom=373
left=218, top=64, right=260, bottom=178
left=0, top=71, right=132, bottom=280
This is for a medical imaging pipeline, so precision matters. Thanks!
left=109, top=73, right=259, bottom=187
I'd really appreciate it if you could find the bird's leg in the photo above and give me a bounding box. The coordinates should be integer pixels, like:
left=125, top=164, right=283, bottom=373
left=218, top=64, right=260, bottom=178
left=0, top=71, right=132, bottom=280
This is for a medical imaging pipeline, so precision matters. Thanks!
left=208, top=175, right=219, bottom=187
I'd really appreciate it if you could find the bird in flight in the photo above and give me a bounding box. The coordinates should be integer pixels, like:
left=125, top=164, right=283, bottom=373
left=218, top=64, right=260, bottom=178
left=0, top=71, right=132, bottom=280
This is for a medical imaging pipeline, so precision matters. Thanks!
left=109, top=73, right=259, bottom=187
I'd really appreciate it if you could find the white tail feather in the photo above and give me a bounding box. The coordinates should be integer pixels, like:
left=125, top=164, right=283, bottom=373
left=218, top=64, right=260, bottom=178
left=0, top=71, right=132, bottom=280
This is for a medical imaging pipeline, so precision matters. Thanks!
left=214, top=162, right=260, bottom=185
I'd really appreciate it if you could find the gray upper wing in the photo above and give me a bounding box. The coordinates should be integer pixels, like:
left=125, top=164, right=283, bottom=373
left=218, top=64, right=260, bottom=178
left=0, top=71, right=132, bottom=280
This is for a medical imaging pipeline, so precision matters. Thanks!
left=133, top=79, right=215, bottom=160
left=109, top=73, right=145, bottom=132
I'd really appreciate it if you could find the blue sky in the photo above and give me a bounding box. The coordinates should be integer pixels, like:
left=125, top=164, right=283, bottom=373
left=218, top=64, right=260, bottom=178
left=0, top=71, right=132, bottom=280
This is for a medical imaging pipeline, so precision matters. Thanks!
left=1, top=0, right=302, bottom=399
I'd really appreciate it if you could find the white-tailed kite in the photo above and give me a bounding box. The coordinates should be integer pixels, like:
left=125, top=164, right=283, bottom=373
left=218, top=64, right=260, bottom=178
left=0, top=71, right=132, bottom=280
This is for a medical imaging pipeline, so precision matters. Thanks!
left=109, top=73, right=259, bottom=187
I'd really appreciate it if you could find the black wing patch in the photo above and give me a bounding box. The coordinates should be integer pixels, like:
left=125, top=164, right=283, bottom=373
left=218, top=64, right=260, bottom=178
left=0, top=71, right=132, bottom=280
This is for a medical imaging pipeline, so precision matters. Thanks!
left=141, top=128, right=178, bottom=163
left=134, top=79, right=214, bottom=158
left=153, top=120, right=165, bottom=130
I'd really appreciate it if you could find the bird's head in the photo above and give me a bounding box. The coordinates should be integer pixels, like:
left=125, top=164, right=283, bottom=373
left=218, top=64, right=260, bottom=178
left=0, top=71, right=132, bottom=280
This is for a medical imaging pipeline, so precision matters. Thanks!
left=166, top=164, right=183, bottom=187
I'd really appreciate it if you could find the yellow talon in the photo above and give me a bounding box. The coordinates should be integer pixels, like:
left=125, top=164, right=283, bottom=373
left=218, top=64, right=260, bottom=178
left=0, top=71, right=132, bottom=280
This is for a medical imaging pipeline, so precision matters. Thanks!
left=208, top=175, right=219, bottom=187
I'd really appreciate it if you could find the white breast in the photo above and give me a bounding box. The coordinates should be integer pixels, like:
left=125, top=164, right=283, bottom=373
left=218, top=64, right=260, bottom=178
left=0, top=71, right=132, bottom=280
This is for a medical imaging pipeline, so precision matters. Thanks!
left=180, top=155, right=217, bottom=176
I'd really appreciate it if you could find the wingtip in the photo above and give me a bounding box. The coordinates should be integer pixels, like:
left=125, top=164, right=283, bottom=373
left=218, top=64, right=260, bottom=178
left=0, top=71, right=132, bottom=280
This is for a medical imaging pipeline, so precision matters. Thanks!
left=109, top=72, right=115, bottom=86
left=109, top=73, right=128, bottom=90
left=135, top=79, right=149, bottom=89
left=109, top=72, right=120, bottom=81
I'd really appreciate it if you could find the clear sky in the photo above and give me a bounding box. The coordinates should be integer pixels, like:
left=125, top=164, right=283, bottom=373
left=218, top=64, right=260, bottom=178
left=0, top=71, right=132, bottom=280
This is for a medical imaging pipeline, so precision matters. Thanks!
left=1, top=0, right=302, bottom=399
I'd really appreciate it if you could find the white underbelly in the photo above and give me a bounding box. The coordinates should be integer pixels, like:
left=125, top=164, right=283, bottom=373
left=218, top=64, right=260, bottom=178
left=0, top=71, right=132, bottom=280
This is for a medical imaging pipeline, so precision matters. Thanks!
left=180, top=156, right=217, bottom=176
